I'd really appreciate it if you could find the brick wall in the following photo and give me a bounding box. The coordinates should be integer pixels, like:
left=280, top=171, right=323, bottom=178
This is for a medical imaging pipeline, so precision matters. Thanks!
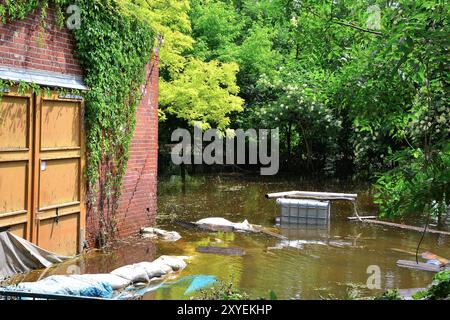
left=115, top=54, right=159, bottom=238
left=0, top=7, right=83, bottom=76
left=0, top=6, right=159, bottom=243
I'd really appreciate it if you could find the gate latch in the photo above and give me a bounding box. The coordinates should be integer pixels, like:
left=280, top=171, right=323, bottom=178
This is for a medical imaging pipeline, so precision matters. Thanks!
left=55, top=207, right=59, bottom=224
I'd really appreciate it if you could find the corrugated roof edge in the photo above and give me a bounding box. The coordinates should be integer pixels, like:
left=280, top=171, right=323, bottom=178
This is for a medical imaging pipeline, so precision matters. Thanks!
left=0, top=66, right=88, bottom=91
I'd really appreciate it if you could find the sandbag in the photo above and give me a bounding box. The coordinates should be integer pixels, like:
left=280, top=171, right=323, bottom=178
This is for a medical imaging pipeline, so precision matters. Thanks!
left=141, top=227, right=181, bottom=241
left=75, top=274, right=131, bottom=290
left=232, top=219, right=254, bottom=231
left=196, top=217, right=235, bottom=227
left=111, top=264, right=150, bottom=283
left=10, top=275, right=113, bottom=298
left=6, top=255, right=190, bottom=299
left=153, top=256, right=188, bottom=271
left=135, top=262, right=171, bottom=278
left=195, top=218, right=255, bottom=232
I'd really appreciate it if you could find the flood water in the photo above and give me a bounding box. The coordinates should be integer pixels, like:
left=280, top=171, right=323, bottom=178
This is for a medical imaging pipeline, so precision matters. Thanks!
left=10, top=175, right=450, bottom=299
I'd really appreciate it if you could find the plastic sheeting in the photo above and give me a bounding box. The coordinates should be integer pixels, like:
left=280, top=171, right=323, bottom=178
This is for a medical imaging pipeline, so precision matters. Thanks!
left=0, top=232, right=70, bottom=280
left=184, top=275, right=217, bottom=294
left=7, top=275, right=113, bottom=299
left=4, top=256, right=190, bottom=299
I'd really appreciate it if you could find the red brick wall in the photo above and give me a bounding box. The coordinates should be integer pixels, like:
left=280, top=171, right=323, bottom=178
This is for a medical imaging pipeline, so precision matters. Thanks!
left=0, top=6, right=159, bottom=243
left=0, top=7, right=83, bottom=76
left=115, top=54, right=159, bottom=238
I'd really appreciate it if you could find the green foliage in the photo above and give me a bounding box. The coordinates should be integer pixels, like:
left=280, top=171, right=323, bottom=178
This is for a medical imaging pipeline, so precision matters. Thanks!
left=187, top=0, right=449, bottom=218
left=72, top=0, right=154, bottom=245
left=375, top=289, right=402, bottom=300
left=195, top=281, right=250, bottom=300
left=426, top=270, right=450, bottom=300
left=355, top=0, right=450, bottom=218
left=268, top=289, right=278, bottom=300
left=2, top=0, right=449, bottom=234
left=160, top=58, right=243, bottom=130
left=194, top=280, right=278, bottom=300
left=375, top=147, right=450, bottom=219
left=124, top=0, right=244, bottom=130
left=413, top=271, right=450, bottom=300
left=190, top=0, right=242, bottom=62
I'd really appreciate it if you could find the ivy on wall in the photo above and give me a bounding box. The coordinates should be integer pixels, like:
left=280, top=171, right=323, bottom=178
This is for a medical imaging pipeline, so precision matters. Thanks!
left=0, top=0, right=155, bottom=246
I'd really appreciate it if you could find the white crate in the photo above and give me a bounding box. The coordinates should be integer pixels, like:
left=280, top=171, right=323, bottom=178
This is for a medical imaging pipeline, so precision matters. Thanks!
left=276, top=198, right=330, bottom=225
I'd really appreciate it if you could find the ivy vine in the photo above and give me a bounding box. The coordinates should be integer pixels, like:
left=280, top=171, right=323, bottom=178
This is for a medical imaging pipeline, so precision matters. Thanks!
left=0, top=0, right=155, bottom=246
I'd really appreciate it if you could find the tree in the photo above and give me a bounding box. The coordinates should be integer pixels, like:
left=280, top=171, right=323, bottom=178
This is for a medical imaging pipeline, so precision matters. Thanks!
left=120, top=0, right=244, bottom=130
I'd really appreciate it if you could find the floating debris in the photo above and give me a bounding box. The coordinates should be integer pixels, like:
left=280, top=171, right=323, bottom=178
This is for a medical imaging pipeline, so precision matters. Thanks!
left=267, top=239, right=353, bottom=250
left=140, top=227, right=181, bottom=241
left=421, top=252, right=449, bottom=266
left=196, top=217, right=254, bottom=232
left=176, top=217, right=286, bottom=240
left=196, top=246, right=246, bottom=256
left=396, top=260, right=450, bottom=272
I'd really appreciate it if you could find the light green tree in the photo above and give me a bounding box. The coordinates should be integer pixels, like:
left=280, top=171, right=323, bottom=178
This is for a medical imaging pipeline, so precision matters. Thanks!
left=119, top=0, right=244, bottom=130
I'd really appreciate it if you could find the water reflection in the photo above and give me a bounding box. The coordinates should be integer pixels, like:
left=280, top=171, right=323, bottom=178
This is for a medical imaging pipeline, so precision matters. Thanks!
left=154, top=175, right=450, bottom=299
left=6, top=175, right=450, bottom=300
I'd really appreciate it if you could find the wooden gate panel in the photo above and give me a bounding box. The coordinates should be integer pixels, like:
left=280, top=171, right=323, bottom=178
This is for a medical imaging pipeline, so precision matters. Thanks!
left=38, top=158, right=80, bottom=209
left=34, top=94, right=85, bottom=255
left=8, top=223, right=27, bottom=238
left=0, top=91, right=33, bottom=239
left=41, top=100, right=81, bottom=150
left=0, top=89, right=85, bottom=255
left=0, top=96, right=30, bottom=150
left=37, top=213, right=80, bottom=256
left=0, top=162, right=28, bottom=213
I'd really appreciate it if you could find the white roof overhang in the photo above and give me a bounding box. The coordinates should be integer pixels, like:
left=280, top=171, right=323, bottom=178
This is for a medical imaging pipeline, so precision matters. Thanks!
left=0, top=66, right=88, bottom=91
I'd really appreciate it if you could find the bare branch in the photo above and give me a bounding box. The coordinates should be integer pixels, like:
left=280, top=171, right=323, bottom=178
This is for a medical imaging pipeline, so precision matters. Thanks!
left=333, top=19, right=382, bottom=36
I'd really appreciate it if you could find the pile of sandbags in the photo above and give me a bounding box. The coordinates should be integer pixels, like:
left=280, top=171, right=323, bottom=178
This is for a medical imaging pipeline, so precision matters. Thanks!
left=6, top=255, right=189, bottom=299
left=110, top=255, right=188, bottom=284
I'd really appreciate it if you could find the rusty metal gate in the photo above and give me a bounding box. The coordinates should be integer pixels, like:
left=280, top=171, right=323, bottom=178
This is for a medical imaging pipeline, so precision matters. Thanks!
left=0, top=87, right=85, bottom=256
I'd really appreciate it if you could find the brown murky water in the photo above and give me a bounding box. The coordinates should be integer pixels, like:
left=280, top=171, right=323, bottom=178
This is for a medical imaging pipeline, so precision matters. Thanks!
left=9, top=175, right=450, bottom=299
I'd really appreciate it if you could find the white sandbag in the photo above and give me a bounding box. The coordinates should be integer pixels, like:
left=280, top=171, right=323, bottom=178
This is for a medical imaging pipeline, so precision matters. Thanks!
left=75, top=274, right=131, bottom=290
left=152, top=255, right=188, bottom=271
left=134, top=261, right=171, bottom=278
left=233, top=219, right=254, bottom=231
left=7, top=255, right=191, bottom=298
left=140, top=227, right=181, bottom=241
left=195, top=217, right=255, bottom=232
left=196, top=217, right=235, bottom=227
left=111, top=264, right=149, bottom=283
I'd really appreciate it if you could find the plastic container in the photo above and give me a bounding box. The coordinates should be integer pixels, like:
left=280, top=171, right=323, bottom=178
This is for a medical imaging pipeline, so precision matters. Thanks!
left=276, top=198, right=330, bottom=225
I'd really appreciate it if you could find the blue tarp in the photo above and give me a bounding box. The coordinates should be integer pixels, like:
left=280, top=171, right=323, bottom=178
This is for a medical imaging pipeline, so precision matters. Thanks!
left=184, top=275, right=217, bottom=294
